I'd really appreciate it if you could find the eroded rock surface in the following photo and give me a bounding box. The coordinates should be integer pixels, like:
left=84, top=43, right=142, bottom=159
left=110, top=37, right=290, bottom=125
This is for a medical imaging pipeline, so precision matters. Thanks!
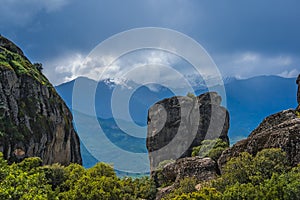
left=153, top=157, right=218, bottom=186
left=218, top=109, right=300, bottom=168
left=0, top=36, right=82, bottom=165
left=154, top=157, right=218, bottom=200
left=147, top=92, right=229, bottom=172
left=297, top=74, right=300, bottom=110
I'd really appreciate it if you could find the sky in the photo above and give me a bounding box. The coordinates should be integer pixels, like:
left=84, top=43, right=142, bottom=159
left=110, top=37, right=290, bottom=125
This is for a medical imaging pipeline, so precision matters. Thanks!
left=0, top=0, right=299, bottom=85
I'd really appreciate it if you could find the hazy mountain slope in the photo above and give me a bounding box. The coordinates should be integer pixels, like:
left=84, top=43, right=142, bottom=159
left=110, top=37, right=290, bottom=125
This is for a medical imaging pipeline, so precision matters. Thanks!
left=224, top=76, right=297, bottom=142
left=56, top=75, right=297, bottom=166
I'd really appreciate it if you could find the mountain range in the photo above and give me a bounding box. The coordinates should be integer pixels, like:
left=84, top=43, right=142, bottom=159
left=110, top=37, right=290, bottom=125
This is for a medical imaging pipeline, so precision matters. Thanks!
left=55, top=75, right=298, bottom=168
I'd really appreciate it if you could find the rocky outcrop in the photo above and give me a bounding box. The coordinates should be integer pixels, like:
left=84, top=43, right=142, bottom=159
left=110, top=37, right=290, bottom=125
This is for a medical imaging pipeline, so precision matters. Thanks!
left=147, top=92, right=229, bottom=172
left=218, top=109, right=300, bottom=168
left=0, top=36, right=24, bottom=57
left=149, top=75, right=300, bottom=199
left=153, top=157, right=218, bottom=186
left=0, top=36, right=82, bottom=165
left=154, top=157, right=218, bottom=200
left=297, top=74, right=300, bottom=110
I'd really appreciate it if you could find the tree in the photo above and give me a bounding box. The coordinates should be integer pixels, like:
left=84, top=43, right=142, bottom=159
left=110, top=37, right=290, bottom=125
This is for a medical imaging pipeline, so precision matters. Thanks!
left=0, top=157, right=55, bottom=200
left=33, top=63, right=43, bottom=72
left=42, top=163, right=66, bottom=190
left=18, top=157, right=42, bottom=172
left=0, top=152, right=8, bottom=181
left=87, top=162, right=116, bottom=178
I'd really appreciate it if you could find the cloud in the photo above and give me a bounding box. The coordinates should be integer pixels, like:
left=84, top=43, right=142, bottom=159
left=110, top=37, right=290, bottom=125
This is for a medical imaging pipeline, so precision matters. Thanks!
left=0, top=0, right=69, bottom=26
left=45, top=48, right=300, bottom=87
left=46, top=49, right=189, bottom=86
left=215, top=52, right=299, bottom=79
left=44, top=52, right=115, bottom=85
left=278, top=69, right=300, bottom=78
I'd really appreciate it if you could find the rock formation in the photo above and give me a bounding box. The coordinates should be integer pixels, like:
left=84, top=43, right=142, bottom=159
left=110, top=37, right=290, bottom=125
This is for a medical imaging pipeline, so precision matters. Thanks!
left=153, top=157, right=218, bottom=186
left=149, top=75, right=300, bottom=199
left=147, top=92, right=229, bottom=172
left=297, top=74, right=300, bottom=110
left=154, top=157, right=218, bottom=199
left=0, top=36, right=82, bottom=165
left=218, top=109, right=300, bottom=168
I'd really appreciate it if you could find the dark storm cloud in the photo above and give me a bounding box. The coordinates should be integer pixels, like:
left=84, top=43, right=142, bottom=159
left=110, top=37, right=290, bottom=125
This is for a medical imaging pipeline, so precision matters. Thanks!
left=0, top=0, right=299, bottom=84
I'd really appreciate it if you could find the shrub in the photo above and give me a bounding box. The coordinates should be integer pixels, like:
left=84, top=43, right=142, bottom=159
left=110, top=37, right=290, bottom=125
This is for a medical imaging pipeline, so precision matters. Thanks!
left=191, top=139, right=228, bottom=161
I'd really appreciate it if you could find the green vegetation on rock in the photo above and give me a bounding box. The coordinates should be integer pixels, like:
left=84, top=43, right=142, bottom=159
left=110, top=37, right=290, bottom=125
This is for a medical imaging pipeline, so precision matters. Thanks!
left=191, top=139, right=229, bottom=161
left=163, top=148, right=300, bottom=200
left=0, top=46, right=49, bottom=86
left=157, top=159, right=175, bottom=171
left=296, top=110, right=300, bottom=118
left=186, top=92, right=196, bottom=98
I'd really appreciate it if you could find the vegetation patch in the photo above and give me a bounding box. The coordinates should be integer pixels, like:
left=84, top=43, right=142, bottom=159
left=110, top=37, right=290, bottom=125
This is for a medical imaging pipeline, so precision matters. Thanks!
left=163, top=148, right=300, bottom=200
left=0, top=153, right=157, bottom=200
left=0, top=46, right=50, bottom=86
left=191, top=138, right=229, bottom=161
left=296, top=110, right=300, bottom=118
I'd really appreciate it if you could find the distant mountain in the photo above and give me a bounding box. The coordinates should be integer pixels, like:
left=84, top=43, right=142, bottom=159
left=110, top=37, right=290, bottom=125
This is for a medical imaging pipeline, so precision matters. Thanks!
left=56, top=77, right=175, bottom=125
left=55, top=75, right=298, bottom=167
left=222, top=76, right=297, bottom=143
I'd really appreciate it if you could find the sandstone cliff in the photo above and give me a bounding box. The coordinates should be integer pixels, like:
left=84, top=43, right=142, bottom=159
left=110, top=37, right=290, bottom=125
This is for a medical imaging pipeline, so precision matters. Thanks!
left=146, top=92, right=229, bottom=172
left=0, top=36, right=82, bottom=165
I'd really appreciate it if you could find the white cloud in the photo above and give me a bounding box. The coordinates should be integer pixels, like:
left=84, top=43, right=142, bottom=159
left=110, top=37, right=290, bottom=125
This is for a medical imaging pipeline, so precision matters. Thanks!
left=278, top=69, right=300, bottom=78
left=47, top=49, right=184, bottom=86
left=215, top=52, right=299, bottom=79
left=45, top=49, right=300, bottom=87
left=235, top=52, right=259, bottom=63
left=44, top=52, right=116, bottom=85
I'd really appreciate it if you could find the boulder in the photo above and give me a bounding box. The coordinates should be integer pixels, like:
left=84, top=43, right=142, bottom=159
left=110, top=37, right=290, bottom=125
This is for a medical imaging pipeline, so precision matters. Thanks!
left=218, top=109, right=300, bottom=168
left=147, top=92, right=229, bottom=172
left=154, top=157, right=219, bottom=199
left=153, top=157, right=218, bottom=187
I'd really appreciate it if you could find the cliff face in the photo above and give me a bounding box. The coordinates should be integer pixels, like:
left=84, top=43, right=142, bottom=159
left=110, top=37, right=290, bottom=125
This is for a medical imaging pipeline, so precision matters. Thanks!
left=297, top=74, right=300, bottom=110
left=146, top=92, right=229, bottom=172
left=218, top=109, right=300, bottom=168
left=0, top=36, right=82, bottom=165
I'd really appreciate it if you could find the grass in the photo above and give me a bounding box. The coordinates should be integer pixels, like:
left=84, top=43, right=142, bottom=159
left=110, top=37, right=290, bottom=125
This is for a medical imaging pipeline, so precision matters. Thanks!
left=0, top=46, right=50, bottom=86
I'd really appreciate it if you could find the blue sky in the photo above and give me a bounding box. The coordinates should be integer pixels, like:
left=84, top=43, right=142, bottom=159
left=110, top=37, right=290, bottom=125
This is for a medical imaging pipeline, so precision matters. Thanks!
left=0, top=0, right=299, bottom=85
